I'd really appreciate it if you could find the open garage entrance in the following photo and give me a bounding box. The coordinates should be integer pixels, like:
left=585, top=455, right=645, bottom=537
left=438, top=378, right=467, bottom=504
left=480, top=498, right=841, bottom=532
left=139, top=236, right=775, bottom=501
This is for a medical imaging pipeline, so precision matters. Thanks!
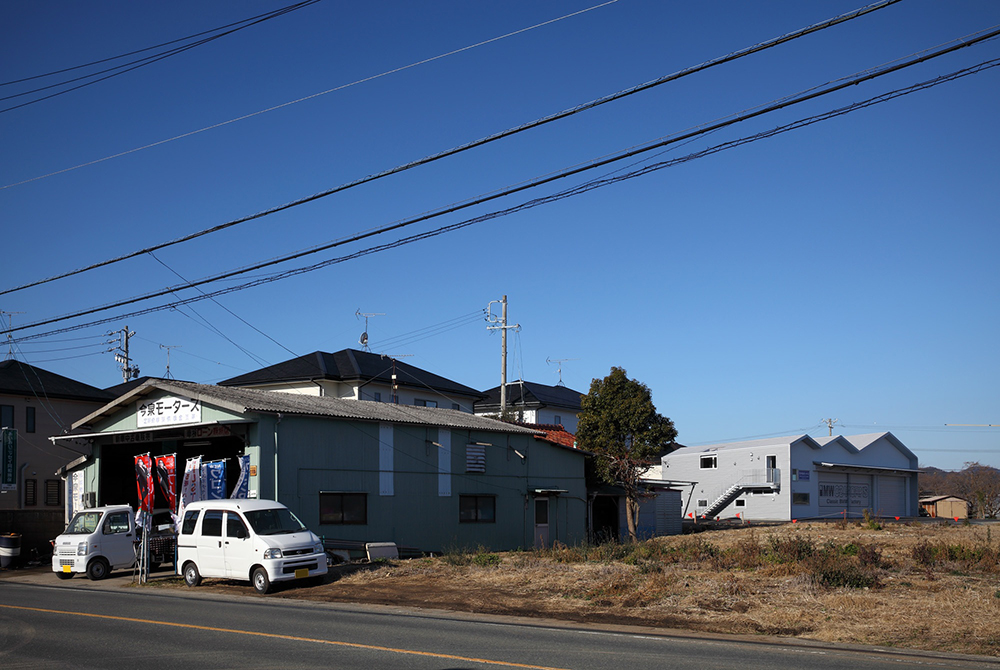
left=96, top=425, right=249, bottom=508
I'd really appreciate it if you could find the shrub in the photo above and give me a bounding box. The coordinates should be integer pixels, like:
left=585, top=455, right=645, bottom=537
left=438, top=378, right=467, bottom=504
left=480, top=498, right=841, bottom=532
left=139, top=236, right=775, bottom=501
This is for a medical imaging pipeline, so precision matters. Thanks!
left=472, top=552, right=501, bottom=568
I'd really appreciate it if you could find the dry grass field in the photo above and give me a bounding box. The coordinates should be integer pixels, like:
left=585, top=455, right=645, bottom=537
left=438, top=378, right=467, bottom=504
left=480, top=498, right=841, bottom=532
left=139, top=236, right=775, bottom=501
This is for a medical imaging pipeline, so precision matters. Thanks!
left=276, top=519, right=1000, bottom=657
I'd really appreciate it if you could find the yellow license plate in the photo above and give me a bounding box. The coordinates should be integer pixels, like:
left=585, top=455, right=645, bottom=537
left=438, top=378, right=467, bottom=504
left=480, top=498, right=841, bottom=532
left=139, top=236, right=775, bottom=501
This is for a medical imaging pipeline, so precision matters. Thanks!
left=62, top=565, right=71, bottom=573
left=294, top=568, right=308, bottom=579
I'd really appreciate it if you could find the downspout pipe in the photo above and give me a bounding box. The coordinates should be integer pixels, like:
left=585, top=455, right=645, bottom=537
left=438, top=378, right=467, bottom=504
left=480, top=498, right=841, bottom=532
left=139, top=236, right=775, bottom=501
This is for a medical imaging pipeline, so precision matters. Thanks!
left=274, top=413, right=282, bottom=501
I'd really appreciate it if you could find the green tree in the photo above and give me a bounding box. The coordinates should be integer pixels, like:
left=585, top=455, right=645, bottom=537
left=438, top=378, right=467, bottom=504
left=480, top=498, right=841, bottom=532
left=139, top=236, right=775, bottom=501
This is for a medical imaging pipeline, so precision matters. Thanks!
left=575, top=367, right=677, bottom=541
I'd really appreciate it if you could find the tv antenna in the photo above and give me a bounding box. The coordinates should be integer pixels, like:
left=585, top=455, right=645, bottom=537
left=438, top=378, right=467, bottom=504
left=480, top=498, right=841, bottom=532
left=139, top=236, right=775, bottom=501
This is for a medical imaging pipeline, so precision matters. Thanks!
left=546, top=357, right=578, bottom=387
left=1, top=311, right=25, bottom=360
left=160, top=344, right=180, bottom=379
left=356, top=310, right=384, bottom=352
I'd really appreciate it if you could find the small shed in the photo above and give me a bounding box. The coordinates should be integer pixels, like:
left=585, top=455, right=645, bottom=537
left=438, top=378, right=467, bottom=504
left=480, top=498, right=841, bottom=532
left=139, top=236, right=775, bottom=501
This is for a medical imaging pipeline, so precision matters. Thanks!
left=919, top=495, right=968, bottom=519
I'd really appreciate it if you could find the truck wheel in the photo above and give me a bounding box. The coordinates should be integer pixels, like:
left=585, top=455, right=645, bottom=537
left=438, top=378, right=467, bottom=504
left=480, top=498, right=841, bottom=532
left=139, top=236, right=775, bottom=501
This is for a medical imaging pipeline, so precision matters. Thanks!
left=86, top=558, right=110, bottom=581
left=252, top=567, right=270, bottom=594
left=183, top=562, right=201, bottom=587
left=56, top=572, right=73, bottom=580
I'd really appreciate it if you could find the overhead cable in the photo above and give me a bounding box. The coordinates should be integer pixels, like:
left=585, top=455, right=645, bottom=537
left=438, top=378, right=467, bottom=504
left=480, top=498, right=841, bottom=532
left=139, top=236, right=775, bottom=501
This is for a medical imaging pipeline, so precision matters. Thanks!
left=9, top=51, right=999, bottom=343
left=1, top=0, right=619, bottom=190
left=0, top=1, right=322, bottom=113
left=0, top=0, right=901, bottom=290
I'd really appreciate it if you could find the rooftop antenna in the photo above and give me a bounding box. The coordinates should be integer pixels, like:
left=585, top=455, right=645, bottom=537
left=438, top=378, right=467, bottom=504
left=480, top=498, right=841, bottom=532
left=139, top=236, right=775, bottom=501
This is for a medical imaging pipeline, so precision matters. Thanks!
left=160, top=344, right=180, bottom=379
left=1, top=311, right=25, bottom=360
left=546, top=357, right=578, bottom=387
left=356, top=309, right=384, bottom=352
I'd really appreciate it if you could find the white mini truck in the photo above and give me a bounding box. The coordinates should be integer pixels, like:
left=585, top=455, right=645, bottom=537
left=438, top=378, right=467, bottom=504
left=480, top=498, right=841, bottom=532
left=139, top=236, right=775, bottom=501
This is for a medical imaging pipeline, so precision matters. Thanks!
left=177, top=499, right=327, bottom=594
left=51, top=504, right=173, bottom=580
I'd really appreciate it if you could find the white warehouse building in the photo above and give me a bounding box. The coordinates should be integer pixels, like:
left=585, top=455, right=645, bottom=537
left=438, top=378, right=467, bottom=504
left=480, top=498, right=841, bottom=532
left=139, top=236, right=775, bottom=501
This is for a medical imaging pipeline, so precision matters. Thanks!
left=661, top=432, right=919, bottom=521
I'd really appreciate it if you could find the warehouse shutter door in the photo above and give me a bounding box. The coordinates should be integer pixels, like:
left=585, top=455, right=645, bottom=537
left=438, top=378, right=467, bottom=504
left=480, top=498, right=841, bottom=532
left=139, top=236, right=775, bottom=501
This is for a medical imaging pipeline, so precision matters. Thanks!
left=878, top=476, right=906, bottom=517
left=817, top=473, right=848, bottom=517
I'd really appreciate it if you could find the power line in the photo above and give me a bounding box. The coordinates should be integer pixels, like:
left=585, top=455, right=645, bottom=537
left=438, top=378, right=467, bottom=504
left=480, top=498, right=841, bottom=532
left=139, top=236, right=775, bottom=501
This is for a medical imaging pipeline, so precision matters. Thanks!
left=0, top=0, right=621, bottom=190
left=0, top=1, right=320, bottom=88
left=0, top=1, right=323, bottom=113
left=0, top=0, right=900, bottom=288
left=7, top=33, right=997, bottom=341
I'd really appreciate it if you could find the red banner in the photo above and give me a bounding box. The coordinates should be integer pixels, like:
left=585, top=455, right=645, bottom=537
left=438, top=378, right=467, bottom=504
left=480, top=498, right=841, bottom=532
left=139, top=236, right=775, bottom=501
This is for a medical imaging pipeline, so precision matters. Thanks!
left=134, top=453, right=154, bottom=513
left=154, top=454, right=177, bottom=514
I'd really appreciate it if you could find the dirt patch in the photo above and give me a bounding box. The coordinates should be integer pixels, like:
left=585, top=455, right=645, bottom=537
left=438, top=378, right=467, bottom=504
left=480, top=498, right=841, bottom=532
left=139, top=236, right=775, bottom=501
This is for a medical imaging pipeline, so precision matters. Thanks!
left=156, top=520, right=1000, bottom=656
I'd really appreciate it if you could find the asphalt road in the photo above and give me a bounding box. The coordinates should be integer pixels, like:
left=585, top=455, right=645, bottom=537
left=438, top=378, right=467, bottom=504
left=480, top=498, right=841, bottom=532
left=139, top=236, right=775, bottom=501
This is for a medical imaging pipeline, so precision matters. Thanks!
left=0, top=575, right=996, bottom=670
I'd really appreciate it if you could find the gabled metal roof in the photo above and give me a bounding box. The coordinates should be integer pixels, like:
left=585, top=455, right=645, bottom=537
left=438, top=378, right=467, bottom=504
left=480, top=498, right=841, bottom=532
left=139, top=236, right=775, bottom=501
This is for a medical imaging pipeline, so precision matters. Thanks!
left=73, top=379, right=540, bottom=436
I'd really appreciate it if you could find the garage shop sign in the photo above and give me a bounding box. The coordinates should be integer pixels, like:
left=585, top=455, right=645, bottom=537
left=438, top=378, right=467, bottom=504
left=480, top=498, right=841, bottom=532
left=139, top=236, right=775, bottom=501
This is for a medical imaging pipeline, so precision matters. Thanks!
left=137, top=396, right=201, bottom=427
left=819, top=482, right=871, bottom=508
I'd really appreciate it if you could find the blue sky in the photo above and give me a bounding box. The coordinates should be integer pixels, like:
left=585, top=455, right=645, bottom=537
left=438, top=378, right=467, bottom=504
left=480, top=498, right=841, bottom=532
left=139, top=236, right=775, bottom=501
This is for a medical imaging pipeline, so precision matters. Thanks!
left=2, top=1, right=998, bottom=470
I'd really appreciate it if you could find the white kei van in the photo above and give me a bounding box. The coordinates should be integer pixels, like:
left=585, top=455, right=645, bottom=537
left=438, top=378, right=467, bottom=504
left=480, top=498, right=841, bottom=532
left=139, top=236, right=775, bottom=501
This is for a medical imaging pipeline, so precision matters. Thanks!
left=177, top=499, right=327, bottom=594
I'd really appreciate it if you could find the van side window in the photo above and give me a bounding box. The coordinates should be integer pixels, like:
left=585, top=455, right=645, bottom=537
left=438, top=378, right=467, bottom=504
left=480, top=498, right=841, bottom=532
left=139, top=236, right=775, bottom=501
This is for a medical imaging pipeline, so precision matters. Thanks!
left=202, top=510, right=224, bottom=537
left=181, top=509, right=200, bottom=535
left=226, top=513, right=248, bottom=539
left=103, top=512, right=130, bottom=535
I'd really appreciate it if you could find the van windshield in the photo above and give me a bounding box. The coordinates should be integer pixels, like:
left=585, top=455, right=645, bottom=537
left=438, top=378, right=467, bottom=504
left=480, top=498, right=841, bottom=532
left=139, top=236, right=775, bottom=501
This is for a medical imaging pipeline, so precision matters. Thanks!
left=243, top=508, right=306, bottom=535
left=65, top=511, right=104, bottom=534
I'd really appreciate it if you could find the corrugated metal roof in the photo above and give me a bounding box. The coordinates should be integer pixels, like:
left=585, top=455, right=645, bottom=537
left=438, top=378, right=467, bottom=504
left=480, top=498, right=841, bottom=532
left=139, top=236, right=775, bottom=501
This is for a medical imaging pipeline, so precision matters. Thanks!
left=74, top=379, right=539, bottom=435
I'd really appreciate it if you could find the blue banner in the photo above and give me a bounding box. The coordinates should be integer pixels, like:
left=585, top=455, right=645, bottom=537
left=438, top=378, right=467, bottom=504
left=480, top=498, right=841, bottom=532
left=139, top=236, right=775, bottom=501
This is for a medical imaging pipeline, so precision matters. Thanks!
left=230, top=455, right=250, bottom=499
left=203, top=460, right=227, bottom=499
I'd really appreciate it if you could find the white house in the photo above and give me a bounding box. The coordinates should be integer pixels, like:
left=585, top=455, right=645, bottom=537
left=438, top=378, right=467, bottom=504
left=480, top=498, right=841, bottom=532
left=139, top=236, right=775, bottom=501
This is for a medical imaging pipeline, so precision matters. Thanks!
left=475, top=381, right=583, bottom=433
left=661, top=432, right=919, bottom=521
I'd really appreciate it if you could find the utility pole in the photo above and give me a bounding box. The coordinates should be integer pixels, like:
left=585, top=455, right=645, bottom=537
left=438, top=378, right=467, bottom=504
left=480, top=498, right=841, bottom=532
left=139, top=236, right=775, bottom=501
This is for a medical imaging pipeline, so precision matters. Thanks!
left=486, top=296, right=520, bottom=414
left=821, top=418, right=839, bottom=436
left=109, top=325, right=140, bottom=383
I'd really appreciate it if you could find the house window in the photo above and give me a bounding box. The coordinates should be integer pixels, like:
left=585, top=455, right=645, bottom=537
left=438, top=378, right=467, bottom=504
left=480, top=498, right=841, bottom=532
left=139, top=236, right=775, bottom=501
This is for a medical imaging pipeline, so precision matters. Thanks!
left=700, top=455, right=717, bottom=470
left=0, top=405, right=12, bottom=429
left=793, top=493, right=810, bottom=505
left=26, top=406, right=36, bottom=433
left=414, top=399, right=438, bottom=408
left=459, top=495, right=495, bottom=523
left=373, top=392, right=381, bottom=402
left=466, top=444, right=486, bottom=473
left=452, top=403, right=460, bottom=411
left=554, top=415, right=562, bottom=426
left=24, top=479, right=37, bottom=506
left=45, top=480, right=61, bottom=506
left=319, top=492, right=367, bottom=524
left=735, top=499, right=746, bottom=508
left=697, top=499, right=708, bottom=507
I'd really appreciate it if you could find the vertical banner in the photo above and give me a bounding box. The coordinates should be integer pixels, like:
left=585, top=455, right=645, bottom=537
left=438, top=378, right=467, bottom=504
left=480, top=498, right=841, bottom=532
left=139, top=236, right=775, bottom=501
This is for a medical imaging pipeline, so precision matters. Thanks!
left=1, top=429, right=17, bottom=491
left=134, top=453, right=154, bottom=531
left=177, top=456, right=203, bottom=532
left=203, top=460, right=227, bottom=499
left=155, top=454, right=177, bottom=515
left=230, top=454, right=250, bottom=499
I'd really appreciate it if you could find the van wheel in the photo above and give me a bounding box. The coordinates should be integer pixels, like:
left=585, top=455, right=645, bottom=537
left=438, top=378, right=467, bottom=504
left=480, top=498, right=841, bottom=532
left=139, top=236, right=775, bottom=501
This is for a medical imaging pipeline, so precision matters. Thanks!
left=86, top=558, right=110, bottom=581
left=183, top=562, right=201, bottom=587
left=252, top=567, right=270, bottom=594
left=56, top=572, right=73, bottom=580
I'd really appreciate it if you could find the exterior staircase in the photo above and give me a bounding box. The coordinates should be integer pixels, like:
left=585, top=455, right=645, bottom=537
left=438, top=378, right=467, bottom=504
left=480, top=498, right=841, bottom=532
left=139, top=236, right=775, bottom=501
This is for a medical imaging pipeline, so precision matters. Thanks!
left=701, top=468, right=780, bottom=519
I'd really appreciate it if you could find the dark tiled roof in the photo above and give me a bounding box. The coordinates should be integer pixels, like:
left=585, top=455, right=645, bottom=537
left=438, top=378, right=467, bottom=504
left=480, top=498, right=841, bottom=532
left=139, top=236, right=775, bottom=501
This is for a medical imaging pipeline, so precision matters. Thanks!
left=76, top=379, right=538, bottom=436
left=104, top=376, right=174, bottom=398
left=218, top=349, right=483, bottom=398
left=476, top=381, right=584, bottom=412
left=0, top=360, right=113, bottom=402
